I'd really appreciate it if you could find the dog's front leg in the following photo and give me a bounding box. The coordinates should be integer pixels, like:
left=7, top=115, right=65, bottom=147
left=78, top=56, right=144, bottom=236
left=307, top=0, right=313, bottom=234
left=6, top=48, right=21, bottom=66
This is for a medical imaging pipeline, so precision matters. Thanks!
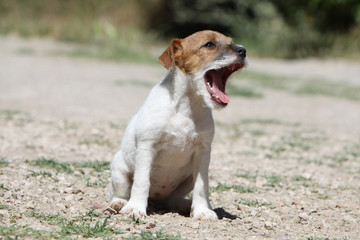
left=191, top=146, right=218, bottom=220
left=120, top=144, right=154, bottom=218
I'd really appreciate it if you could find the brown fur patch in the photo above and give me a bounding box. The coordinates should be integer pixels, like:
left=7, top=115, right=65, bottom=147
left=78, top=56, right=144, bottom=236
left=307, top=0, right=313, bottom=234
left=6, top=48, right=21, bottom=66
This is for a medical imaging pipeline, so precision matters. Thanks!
left=159, top=30, right=234, bottom=74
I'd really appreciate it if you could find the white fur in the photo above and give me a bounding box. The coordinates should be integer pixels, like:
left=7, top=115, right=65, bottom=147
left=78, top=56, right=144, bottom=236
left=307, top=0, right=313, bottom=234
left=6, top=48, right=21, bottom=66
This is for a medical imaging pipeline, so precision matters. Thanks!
left=110, top=45, right=247, bottom=220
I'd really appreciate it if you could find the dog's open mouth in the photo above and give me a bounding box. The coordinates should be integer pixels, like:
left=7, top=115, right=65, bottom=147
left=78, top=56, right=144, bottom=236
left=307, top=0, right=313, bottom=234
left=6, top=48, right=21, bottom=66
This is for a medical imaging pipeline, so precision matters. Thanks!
left=204, top=63, right=244, bottom=105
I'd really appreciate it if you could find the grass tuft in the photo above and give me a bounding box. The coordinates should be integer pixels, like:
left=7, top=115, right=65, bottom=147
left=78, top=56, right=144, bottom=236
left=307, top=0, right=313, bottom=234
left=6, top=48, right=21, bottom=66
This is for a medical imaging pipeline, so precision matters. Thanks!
left=239, top=199, right=275, bottom=209
left=126, top=230, right=185, bottom=240
left=210, top=183, right=257, bottom=193
left=60, top=217, right=122, bottom=238
left=227, top=84, right=263, bottom=98
left=29, top=170, right=52, bottom=178
left=0, top=158, right=9, bottom=168
left=26, top=157, right=110, bottom=174
left=0, top=224, right=56, bottom=239
left=123, top=215, right=147, bottom=225
left=26, top=211, right=66, bottom=225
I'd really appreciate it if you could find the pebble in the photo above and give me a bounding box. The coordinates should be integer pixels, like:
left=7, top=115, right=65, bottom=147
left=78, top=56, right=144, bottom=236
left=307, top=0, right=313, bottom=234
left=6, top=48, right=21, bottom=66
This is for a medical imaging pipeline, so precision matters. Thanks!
left=264, top=221, right=275, bottom=230
left=146, top=220, right=157, bottom=229
left=188, top=222, right=200, bottom=229
left=25, top=201, right=35, bottom=209
left=255, top=176, right=267, bottom=188
left=299, top=212, right=310, bottom=222
left=0, top=210, right=10, bottom=218
left=250, top=210, right=258, bottom=217
left=343, top=215, right=356, bottom=224
left=321, top=219, right=329, bottom=229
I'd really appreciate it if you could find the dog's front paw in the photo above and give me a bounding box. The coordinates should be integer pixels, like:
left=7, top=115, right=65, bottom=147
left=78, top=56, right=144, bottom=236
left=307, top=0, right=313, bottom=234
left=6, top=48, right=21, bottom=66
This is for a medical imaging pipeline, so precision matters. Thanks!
left=109, top=198, right=128, bottom=213
left=191, top=207, right=218, bottom=220
left=120, top=202, right=147, bottom=218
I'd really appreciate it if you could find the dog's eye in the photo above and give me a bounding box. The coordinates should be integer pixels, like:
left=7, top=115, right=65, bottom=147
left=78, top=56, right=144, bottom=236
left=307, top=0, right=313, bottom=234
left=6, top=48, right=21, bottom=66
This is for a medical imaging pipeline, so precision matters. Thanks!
left=203, top=42, right=216, bottom=49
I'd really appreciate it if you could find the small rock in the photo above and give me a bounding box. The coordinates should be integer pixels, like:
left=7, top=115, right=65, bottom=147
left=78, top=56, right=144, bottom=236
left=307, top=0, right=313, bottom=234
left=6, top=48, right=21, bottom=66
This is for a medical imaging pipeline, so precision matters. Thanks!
left=264, top=221, right=275, bottom=230
left=250, top=210, right=257, bottom=217
left=302, top=172, right=312, bottom=180
left=0, top=210, right=10, bottom=218
left=64, top=195, right=73, bottom=202
left=343, top=215, right=356, bottom=224
left=255, top=176, right=267, bottom=188
left=146, top=220, right=157, bottom=229
left=72, top=188, right=84, bottom=194
left=299, top=212, right=310, bottom=222
left=25, top=201, right=35, bottom=209
left=56, top=203, right=66, bottom=212
left=74, top=170, right=83, bottom=176
left=321, top=219, right=329, bottom=229
left=90, top=202, right=103, bottom=209
left=188, top=222, right=200, bottom=229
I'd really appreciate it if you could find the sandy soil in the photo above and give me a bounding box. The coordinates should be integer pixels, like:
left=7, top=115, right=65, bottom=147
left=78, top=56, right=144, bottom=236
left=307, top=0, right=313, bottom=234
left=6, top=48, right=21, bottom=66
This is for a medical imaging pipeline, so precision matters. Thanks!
left=0, top=36, right=359, bottom=239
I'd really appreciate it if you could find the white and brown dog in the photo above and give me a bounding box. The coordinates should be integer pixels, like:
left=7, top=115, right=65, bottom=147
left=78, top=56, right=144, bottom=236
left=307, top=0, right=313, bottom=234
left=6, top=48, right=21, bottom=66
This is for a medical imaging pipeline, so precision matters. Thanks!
left=109, top=30, right=247, bottom=220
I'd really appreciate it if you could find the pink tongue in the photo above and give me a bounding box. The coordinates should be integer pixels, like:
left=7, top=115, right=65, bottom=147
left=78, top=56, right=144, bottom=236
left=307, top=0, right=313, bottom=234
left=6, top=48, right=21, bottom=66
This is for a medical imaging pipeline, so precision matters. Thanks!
left=212, top=73, right=230, bottom=104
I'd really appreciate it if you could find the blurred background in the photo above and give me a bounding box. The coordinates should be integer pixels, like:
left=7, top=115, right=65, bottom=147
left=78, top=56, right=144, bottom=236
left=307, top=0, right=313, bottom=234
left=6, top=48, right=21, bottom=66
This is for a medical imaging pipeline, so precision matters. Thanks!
left=1, top=0, right=359, bottom=60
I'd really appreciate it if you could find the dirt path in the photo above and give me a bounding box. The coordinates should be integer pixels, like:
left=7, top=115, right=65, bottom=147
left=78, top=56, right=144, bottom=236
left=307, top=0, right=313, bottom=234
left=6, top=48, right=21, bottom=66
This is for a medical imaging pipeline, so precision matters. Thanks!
left=1, top=36, right=359, bottom=239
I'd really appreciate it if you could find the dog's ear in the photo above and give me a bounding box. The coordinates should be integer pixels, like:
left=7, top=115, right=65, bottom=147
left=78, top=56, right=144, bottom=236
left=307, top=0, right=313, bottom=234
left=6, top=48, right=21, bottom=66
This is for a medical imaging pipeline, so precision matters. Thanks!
left=158, top=39, right=183, bottom=70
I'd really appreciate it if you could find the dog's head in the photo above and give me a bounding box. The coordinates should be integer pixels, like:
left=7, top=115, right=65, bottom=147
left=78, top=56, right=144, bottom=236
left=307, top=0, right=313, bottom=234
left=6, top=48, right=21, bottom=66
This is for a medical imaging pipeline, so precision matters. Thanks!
left=159, top=30, right=248, bottom=109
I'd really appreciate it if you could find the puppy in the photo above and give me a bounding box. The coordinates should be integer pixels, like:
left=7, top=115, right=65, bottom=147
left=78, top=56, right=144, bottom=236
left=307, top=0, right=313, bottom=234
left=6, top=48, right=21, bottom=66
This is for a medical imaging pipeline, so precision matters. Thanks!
left=109, top=30, right=247, bottom=220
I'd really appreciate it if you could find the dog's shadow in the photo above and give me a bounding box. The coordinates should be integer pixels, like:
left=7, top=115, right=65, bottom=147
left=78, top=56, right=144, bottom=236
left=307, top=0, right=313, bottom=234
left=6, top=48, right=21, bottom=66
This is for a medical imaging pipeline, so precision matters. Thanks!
left=148, top=201, right=238, bottom=220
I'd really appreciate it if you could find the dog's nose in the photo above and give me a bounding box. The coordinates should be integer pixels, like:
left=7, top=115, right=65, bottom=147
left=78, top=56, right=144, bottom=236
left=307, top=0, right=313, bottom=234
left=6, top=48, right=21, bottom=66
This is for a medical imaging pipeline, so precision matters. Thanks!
left=235, top=46, right=246, bottom=58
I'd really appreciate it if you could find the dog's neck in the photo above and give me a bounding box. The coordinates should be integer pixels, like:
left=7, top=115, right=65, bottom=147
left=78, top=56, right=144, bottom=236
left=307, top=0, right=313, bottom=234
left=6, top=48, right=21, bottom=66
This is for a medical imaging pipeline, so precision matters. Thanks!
left=161, top=68, right=210, bottom=114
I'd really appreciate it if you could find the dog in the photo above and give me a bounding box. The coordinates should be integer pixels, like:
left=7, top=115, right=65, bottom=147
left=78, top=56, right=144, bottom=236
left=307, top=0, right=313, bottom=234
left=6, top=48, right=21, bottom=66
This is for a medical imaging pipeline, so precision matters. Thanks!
left=109, top=30, right=247, bottom=220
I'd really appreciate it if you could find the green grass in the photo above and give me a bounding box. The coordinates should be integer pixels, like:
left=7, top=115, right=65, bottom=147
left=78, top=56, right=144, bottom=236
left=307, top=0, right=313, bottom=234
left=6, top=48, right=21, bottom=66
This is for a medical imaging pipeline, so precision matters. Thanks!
left=29, top=170, right=52, bottom=178
left=126, top=230, right=185, bottom=240
left=60, top=47, right=156, bottom=64
left=85, top=173, right=109, bottom=188
left=239, top=118, right=284, bottom=125
left=210, top=183, right=257, bottom=193
left=263, top=175, right=282, bottom=188
left=235, top=173, right=257, bottom=180
left=263, top=130, right=327, bottom=159
left=0, top=205, right=13, bottom=210
left=123, top=215, right=147, bottom=225
left=26, top=157, right=110, bottom=174
left=296, top=80, right=360, bottom=101
left=0, top=109, right=32, bottom=125
left=0, top=224, right=57, bottom=239
left=0, top=158, right=9, bottom=167
left=241, top=71, right=289, bottom=90
left=73, top=160, right=110, bottom=172
left=332, top=143, right=360, bottom=165
left=79, top=137, right=112, bottom=147
left=239, top=199, right=275, bottom=209
left=23, top=209, right=123, bottom=239
left=0, top=183, right=9, bottom=191
left=26, top=211, right=66, bottom=225
left=27, top=157, right=73, bottom=174
left=60, top=217, right=122, bottom=238
left=291, top=175, right=310, bottom=182
left=235, top=173, right=283, bottom=188
left=241, top=70, right=360, bottom=102
left=227, top=83, right=263, bottom=98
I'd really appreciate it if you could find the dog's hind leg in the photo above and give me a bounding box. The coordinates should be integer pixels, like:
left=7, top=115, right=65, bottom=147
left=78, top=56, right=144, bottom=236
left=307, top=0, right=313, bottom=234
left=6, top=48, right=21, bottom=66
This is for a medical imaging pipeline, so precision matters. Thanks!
left=109, top=152, right=132, bottom=213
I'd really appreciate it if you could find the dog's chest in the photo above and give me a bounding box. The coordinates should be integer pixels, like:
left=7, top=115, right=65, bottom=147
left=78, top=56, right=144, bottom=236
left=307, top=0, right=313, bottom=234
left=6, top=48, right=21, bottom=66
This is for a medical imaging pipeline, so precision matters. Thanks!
left=160, top=112, right=200, bottom=151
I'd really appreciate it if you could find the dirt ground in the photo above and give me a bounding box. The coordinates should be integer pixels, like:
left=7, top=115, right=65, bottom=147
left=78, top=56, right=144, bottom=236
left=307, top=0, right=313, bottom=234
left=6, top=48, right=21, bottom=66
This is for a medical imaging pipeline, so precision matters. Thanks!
left=0, top=36, right=359, bottom=240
